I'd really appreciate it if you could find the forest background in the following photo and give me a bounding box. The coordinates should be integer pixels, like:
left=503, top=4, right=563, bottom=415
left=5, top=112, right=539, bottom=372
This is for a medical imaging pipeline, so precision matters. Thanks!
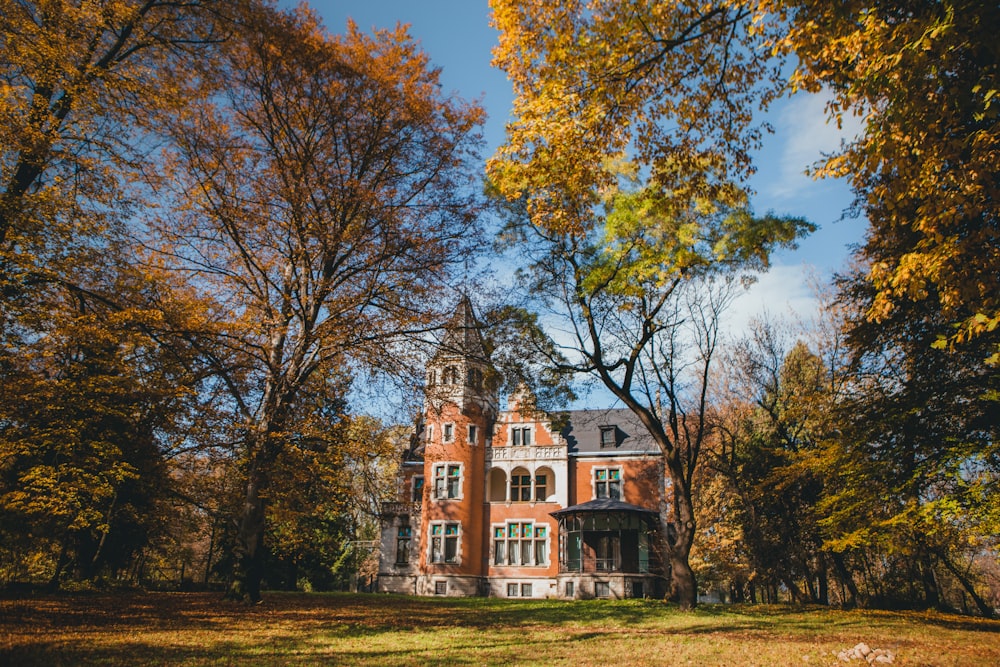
left=0, top=0, right=996, bottom=614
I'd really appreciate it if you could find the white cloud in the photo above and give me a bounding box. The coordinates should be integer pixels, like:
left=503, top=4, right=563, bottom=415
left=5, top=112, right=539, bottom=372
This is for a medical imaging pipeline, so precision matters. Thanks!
left=721, top=264, right=821, bottom=338
left=770, top=92, right=864, bottom=199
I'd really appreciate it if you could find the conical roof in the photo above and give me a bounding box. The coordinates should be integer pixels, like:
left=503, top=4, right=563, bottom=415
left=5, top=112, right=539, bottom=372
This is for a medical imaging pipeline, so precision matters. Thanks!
left=435, top=295, right=488, bottom=361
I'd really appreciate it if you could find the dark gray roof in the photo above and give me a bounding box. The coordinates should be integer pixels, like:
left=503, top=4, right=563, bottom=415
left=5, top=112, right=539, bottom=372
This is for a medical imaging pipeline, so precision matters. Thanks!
left=434, top=295, right=488, bottom=361
left=550, top=498, right=659, bottom=517
left=559, top=408, right=660, bottom=456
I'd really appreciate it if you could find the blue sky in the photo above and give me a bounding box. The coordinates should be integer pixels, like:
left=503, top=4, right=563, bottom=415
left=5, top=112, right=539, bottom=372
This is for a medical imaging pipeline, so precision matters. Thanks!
left=304, top=0, right=866, bottom=329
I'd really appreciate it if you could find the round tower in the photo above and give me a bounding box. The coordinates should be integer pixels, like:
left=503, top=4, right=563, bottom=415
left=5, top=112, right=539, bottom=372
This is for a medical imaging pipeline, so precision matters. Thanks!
left=418, top=296, right=497, bottom=595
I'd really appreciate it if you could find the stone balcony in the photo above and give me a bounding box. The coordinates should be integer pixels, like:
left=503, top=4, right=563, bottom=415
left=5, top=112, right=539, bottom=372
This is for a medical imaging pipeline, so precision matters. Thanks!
left=486, top=444, right=567, bottom=462
left=380, top=501, right=422, bottom=518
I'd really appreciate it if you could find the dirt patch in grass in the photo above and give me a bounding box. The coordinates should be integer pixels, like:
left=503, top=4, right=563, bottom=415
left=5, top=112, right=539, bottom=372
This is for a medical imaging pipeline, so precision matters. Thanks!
left=1, top=592, right=997, bottom=666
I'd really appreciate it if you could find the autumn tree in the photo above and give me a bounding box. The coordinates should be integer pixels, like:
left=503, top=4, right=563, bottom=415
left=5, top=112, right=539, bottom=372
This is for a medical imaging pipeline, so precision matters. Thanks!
left=148, top=2, right=485, bottom=602
left=780, top=1, right=1000, bottom=363
left=0, top=0, right=220, bottom=290
left=0, top=0, right=228, bottom=587
left=707, top=320, right=850, bottom=605
left=0, top=261, right=213, bottom=587
left=495, top=173, right=809, bottom=608
left=819, top=269, right=999, bottom=616
left=488, top=0, right=808, bottom=608
left=488, top=0, right=789, bottom=234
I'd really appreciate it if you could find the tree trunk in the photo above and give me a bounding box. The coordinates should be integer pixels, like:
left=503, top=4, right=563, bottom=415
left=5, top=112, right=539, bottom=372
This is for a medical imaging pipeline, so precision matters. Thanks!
left=227, top=463, right=268, bottom=604
left=669, top=550, right=697, bottom=609
left=662, top=474, right=698, bottom=610
left=937, top=549, right=995, bottom=618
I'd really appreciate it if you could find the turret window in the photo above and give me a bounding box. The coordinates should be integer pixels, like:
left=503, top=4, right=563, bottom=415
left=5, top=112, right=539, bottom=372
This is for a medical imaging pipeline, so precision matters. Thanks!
left=443, top=366, right=459, bottom=384
left=468, top=424, right=478, bottom=445
left=443, top=423, right=454, bottom=442
left=433, top=463, right=462, bottom=500
left=467, top=367, right=483, bottom=388
left=430, top=522, right=460, bottom=564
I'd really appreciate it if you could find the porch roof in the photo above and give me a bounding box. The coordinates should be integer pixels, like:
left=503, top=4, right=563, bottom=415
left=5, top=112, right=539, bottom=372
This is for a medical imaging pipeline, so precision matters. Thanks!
left=549, top=498, right=659, bottom=518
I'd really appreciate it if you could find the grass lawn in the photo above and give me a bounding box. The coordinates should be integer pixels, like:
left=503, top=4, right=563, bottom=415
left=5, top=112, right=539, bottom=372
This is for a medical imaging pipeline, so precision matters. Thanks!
left=1, top=591, right=998, bottom=666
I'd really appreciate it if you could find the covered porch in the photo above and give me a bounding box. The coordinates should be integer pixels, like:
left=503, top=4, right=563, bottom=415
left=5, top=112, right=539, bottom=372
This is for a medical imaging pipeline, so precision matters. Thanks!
left=551, top=499, right=665, bottom=598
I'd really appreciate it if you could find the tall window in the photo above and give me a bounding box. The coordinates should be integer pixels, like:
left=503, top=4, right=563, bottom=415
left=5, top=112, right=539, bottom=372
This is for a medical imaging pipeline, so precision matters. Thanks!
left=443, top=423, right=454, bottom=442
left=411, top=476, right=424, bottom=502
left=493, top=522, right=548, bottom=566
left=468, top=424, right=478, bottom=446
left=430, top=522, right=460, bottom=563
left=511, top=473, right=531, bottom=501
left=395, top=526, right=411, bottom=564
left=511, top=426, right=532, bottom=446
left=595, top=468, right=622, bottom=500
left=434, top=464, right=461, bottom=499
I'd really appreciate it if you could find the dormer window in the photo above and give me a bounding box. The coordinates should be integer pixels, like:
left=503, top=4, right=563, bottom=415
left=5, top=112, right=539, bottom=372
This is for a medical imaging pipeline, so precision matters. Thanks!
left=600, top=425, right=617, bottom=448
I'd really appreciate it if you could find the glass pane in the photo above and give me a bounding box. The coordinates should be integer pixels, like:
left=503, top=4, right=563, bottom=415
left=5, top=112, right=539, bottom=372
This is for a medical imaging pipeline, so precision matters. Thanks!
left=521, top=540, right=531, bottom=565
left=535, top=540, right=547, bottom=565
left=445, top=536, right=457, bottom=562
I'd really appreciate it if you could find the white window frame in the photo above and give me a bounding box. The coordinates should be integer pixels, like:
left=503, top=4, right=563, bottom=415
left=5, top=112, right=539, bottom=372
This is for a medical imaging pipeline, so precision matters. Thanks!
left=468, top=424, right=478, bottom=446
left=432, top=462, right=463, bottom=500
left=492, top=520, right=550, bottom=567
left=428, top=521, right=462, bottom=565
left=510, top=425, right=533, bottom=446
left=443, top=422, right=455, bottom=443
left=593, top=466, right=623, bottom=500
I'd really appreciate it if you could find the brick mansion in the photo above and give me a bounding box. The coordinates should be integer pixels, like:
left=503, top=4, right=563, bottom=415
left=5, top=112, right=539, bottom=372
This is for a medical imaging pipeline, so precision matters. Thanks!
left=376, top=299, right=671, bottom=599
